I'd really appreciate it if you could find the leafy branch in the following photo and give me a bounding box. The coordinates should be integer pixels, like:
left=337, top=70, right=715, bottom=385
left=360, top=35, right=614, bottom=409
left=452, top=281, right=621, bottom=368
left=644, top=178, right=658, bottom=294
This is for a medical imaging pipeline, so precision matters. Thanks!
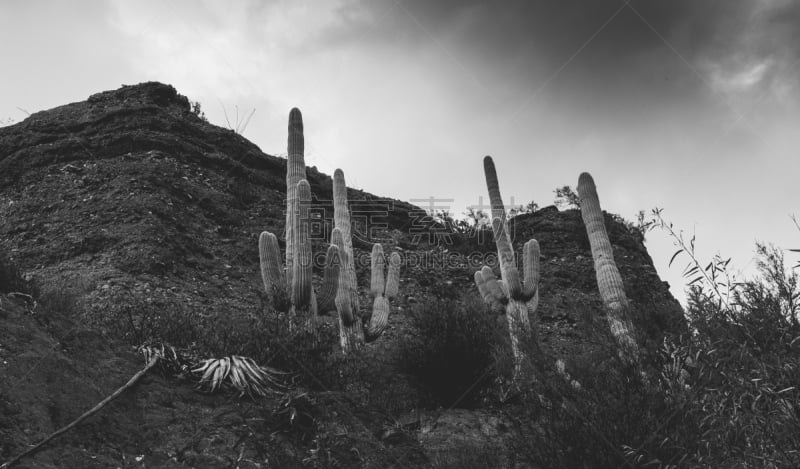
left=649, top=208, right=737, bottom=310
left=789, top=214, right=800, bottom=270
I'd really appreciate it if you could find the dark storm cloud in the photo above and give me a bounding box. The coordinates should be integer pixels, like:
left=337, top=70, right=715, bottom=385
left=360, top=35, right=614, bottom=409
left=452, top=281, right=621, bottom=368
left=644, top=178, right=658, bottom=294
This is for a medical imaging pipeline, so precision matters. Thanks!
left=328, top=0, right=800, bottom=98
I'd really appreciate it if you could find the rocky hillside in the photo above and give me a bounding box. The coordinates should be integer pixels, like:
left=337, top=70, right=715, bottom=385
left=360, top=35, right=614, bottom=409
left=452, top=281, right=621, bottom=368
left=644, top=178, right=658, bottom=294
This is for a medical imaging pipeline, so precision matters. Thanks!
left=0, top=82, right=685, bottom=468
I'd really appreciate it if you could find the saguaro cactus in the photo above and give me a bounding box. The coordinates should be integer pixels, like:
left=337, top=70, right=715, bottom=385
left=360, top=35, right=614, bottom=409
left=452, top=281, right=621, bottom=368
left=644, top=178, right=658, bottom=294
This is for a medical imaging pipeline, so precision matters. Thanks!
left=474, top=156, right=541, bottom=380
left=577, top=172, right=640, bottom=361
left=331, top=169, right=402, bottom=352
left=259, top=108, right=339, bottom=319
left=367, top=243, right=401, bottom=341
left=259, top=108, right=401, bottom=353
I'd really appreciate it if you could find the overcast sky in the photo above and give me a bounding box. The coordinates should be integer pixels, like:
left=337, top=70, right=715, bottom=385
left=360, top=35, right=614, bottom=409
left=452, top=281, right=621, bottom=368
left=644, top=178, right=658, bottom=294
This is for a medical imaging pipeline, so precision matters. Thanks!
left=2, top=0, right=799, bottom=305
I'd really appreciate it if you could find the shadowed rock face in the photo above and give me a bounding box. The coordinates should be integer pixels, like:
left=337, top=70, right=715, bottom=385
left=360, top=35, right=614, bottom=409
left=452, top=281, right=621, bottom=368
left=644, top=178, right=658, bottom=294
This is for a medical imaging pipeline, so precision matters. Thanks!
left=0, top=82, right=685, bottom=467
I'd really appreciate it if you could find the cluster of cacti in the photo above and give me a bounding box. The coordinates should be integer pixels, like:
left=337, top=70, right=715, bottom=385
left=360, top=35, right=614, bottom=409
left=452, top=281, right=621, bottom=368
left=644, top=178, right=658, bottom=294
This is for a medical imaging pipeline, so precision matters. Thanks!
left=259, top=108, right=339, bottom=320
left=329, top=168, right=402, bottom=351
left=259, top=108, right=400, bottom=353
left=261, top=109, right=639, bottom=370
left=577, top=172, right=640, bottom=362
left=474, top=156, right=541, bottom=380
left=367, top=243, right=401, bottom=341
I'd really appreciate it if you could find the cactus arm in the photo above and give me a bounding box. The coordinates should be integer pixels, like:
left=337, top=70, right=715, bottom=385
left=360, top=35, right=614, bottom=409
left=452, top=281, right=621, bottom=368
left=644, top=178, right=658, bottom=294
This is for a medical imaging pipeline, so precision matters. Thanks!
left=317, top=244, right=341, bottom=314
left=522, top=239, right=540, bottom=302
left=365, top=246, right=401, bottom=342
left=259, top=231, right=286, bottom=300
left=291, top=180, right=313, bottom=310
left=474, top=267, right=507, bottom=314
left=384, top=252, right=401, bottom=300
left=370, top=243, right=386, bottom=298
left=365, top=296, right=390, bottom=342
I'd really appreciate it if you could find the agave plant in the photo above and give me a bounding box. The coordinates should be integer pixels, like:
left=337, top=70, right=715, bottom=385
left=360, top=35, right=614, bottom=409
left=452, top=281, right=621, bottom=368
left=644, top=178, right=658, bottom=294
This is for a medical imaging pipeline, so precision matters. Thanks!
left=192, top=355, right=289, bottom=397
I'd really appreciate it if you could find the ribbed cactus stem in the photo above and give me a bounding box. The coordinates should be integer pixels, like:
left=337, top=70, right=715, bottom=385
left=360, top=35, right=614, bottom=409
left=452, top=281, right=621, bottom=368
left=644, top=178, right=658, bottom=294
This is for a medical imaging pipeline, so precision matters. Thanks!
left=474, top=266, right=507, bottom=314
left=492, top=217, right=522, bottom=299
left=577, top=172, right=640, bottom=361
left=291, top=180, right=313, bottom=310
left=475, top=156, right=539, bottom=381
left=333, top=169, right=361, bottom=327
left=285, top=107, right=306, bottom=289
left=522, top=239, right=540, bottom=315
left=370, top=243, right=386, bottom=298
left=331, top=228, right=354, bottom=326
left=366, top=296, right=390, bottom=342
left=331, top=227, right=364, bottom=352
left=522, top=239, right=540, bottom=299
left=483, top=156, right=509, bottom=233
left=317, top=244, right=340, bottom=314
left=576, top=172, right=628, bottom=311
left=384, top=252, right=401, bottom=300
left=259, top=230, right=287, bottom=307
left=365, top=245, right=402, bottom=342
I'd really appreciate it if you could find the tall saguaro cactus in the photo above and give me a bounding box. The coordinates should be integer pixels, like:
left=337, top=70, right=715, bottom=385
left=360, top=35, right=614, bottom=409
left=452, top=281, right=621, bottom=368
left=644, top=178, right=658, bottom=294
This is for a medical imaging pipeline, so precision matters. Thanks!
left=331, top=169, right=402, bottom=352
left=577, top=172, right=640, bottom=361
left=259, top=108, right=339, bottom=319
left=285, top=107, right=305, bottom=290
left=259, top=108, right=401, bottom=353
left=474, top=156, right=541, bottom=380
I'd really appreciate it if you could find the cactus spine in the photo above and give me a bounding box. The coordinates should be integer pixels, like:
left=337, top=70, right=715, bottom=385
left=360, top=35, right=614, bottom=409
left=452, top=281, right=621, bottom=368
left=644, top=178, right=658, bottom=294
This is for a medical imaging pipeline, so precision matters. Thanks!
left=474, top=156, right=541, bottom=380
left=259, top=108, right=338, bottom=319
left=577, top=172, right=640, bottom=361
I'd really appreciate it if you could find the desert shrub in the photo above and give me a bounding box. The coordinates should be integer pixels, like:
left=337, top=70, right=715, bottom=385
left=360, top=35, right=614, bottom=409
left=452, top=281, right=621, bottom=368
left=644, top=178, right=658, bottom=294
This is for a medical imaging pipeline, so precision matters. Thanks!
left=96, top=296, right=202, bottom=347
left=553, top=185, right=580, bottom=210
left=503, top=241, right=800, bottom=467
left=34, top=278, right=87, bottom=318
left=400, top=294, right=501, bottom=408
left=508, top=336, right=675, bottom=468
left=659, top=244, right=800, bottom=467
left=428, top=443, right=507, bottom=469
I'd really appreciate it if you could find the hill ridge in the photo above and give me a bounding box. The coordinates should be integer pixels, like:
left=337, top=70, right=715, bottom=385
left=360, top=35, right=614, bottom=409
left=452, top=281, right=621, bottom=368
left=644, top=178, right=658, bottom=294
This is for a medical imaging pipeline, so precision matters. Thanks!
left=0, top=81, right=685, bottom=467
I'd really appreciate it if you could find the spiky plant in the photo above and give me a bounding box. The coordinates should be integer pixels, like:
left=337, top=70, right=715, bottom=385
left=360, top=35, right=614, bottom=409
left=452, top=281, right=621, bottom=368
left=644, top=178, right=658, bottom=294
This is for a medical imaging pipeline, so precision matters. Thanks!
left=473, top=156, right=541, bottom=381
left=259, top=109, right=340, bottom=319
left=192, top=355, right=289, bottom=397
left=577, top=172, right=640, bottom=363
left=259, top=109, right=401, bottom=353
left=330, top=169, right=403, bottom=351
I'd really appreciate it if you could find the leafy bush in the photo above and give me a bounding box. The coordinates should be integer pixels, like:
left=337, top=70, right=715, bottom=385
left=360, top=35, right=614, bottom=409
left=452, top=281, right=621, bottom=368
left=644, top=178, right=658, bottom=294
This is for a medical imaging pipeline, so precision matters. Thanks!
left=662, top=243, right=800, bottom=467
left=505, top=330, right=673, bottom=468
left=508, top=231, right=800, bottom=467
left=400, top=295, right=501, bottom=408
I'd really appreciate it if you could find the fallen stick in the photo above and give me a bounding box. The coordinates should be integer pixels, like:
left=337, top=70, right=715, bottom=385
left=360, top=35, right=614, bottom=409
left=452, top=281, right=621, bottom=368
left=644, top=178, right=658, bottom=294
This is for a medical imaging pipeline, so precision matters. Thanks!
left=1, top=356, right=160, bottom=468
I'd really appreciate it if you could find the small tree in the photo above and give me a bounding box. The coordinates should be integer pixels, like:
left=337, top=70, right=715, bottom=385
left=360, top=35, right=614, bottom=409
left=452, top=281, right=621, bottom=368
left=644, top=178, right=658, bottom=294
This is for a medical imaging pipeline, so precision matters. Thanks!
left=554, top=185, right=580, bottom=210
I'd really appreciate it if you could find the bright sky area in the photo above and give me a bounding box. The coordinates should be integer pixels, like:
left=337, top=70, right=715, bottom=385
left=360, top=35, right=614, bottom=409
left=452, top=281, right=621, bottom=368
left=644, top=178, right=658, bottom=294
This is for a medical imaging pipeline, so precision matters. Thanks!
left=2, top=0, right=799, bottom=305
